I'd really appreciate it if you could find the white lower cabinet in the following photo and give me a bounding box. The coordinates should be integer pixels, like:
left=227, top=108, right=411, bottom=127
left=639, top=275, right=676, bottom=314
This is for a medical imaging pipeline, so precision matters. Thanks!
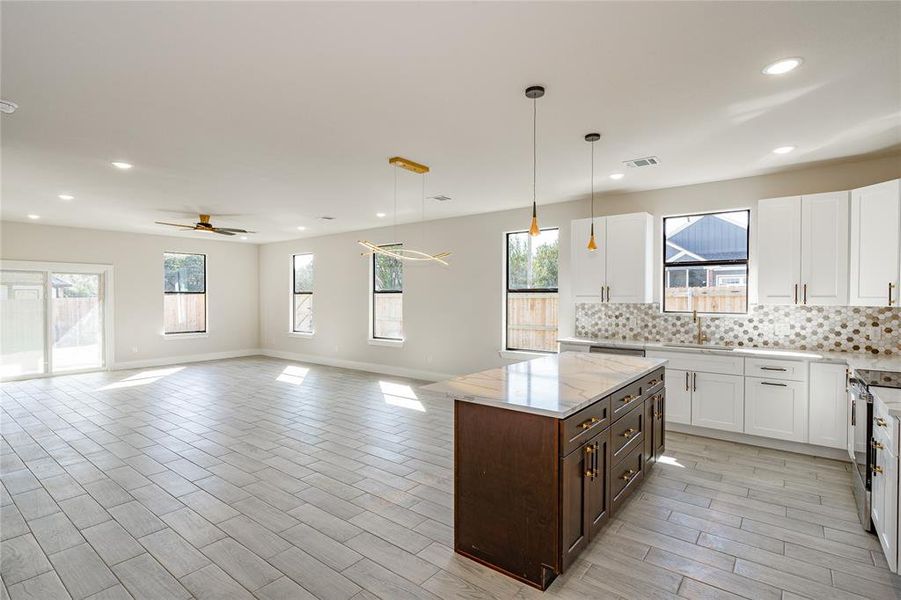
left=692, top=372, right=744, bottom=433
left=808, top=363, right=848, bottom=449
left=666, top=369, right=692, bottom=425
left=744, top=378, right=808, bottom=442
left=872, top=424, right=898, bottom=573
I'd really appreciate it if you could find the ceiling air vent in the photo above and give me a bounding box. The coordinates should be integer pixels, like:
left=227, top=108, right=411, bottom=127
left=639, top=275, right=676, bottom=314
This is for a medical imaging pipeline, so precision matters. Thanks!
left=623, top=156, right=660, bottom=168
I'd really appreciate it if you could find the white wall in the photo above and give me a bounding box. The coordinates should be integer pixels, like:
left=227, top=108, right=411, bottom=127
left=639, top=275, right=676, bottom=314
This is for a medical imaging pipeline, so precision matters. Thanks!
left=259, top=153, right=901, bottom=379
left=259, top=201, right=585, bottom=380
left=0, top=222, right=260, bottom=368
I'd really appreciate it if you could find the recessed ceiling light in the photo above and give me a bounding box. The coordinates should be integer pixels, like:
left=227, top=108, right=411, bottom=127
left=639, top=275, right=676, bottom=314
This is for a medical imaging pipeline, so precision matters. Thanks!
left=609, top=173, right=625, bottom=180
left=772, top=145, right=796, bottom=154
left=0, top=99, right=18, bottom=114
left=58, top=194, right=74, bottom=201
left=111, top=161, right=133, bottom=170
left=376, top=212, right=386, bottom=218
left=297, top=226, right=307, bottom=231
left=240, top=236, right=248, bottom=240
left=27, top=214, right=40, bottom=220
left=762, top=58, right=803, bottom=75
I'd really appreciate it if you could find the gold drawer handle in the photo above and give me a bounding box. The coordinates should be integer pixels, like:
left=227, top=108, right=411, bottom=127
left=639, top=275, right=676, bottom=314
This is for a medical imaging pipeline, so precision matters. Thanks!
left=876, top=418, right=888, bottom=427
left=653, top=411, right=661, bottom=418
left=619, top=395, right=636, bottom=403
left=620, top=469, right=635, bottom=481
left=873, top=440, right=886, bottom=450
left=621, top=428, right=636, bottom=438
left=580, top=416, right=600, bottom=430
left=647, top=379, right=659, bottom=387
left=873, top=465, right=884, bottom=475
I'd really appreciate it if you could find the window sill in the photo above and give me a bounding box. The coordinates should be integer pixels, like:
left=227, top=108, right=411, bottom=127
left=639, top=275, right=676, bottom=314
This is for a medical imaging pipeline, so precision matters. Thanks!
left=498, top=350, right=548, bottom=360
left=162, top=332, right=209, bottom=339
left=368, top=338, right=404, bottom=348
left=288, top=331, right=315, bottom=339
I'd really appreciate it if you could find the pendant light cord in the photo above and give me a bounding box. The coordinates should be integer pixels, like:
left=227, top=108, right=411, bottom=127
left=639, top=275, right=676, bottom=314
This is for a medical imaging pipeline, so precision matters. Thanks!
left=590, top=139, right=595, bottom=220
left=532, top=97, right=537, bottom=207
left=393, top=164, right=398, bottom=244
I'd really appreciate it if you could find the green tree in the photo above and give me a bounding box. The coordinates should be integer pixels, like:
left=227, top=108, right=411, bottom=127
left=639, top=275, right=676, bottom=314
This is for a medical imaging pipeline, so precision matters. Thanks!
left=164, top=253, right=205, bottom=292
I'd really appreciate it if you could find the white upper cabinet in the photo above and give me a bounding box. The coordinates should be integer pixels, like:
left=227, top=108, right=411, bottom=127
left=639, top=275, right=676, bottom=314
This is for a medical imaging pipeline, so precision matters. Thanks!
left=606, top=213, right=653, bottom=303
left=570, top=212, right=652, bottom=304
left=571, top=217, right=606, bottom=299
left=850, top=179, right=901, bottom=307
left=801, top=192, right=850, bottom=306
left=758, top=192, right=849, bottom=306
left=758, top=196, right=802, bottom=305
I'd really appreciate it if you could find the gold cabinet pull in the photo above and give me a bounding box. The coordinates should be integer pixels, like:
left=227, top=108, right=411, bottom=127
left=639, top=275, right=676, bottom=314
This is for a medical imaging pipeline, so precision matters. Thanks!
left=685, top=372, right=690, bottom=392
left=803, top=283, right=807, bottom=305
left=873, top=465, right=884, bottom=475
left=889, top=282, right=895, bottom=306
left=620, top=469, right=635, bottom=481
left=580, top=416, right=600, bottom=430
left=654, top=411, right=661, bottom=418
left=793, top=283, right=798, bottom=304
left=876, top=417, right=888, bottom=427
left=873, top=440, right=886, bottom=450
left=646, top=378, right=660, bottom=387
left=621, top=428, right=636, bottom=438
left=619, top=394, right=636, bottom=403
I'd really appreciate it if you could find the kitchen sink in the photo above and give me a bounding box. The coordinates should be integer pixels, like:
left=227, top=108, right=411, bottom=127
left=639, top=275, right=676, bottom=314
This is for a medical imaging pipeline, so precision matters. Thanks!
left=661, top=342, right=735, bottom=351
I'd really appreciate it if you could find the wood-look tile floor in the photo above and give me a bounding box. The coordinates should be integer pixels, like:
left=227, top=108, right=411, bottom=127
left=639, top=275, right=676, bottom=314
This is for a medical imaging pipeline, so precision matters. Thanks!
left=1, top=356, right=899, bottom=600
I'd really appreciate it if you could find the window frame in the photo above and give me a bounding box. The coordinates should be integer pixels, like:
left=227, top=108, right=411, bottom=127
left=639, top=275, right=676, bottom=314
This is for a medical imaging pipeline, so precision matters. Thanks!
left=371, top=243, right=403, bottom=342
left=504, top=228, right=559, bottom=353
left=661, top=209, right=750, bottom=315
left=292, top=253, right=314, bottom=334
left=163, top=252, right=207, bottom=335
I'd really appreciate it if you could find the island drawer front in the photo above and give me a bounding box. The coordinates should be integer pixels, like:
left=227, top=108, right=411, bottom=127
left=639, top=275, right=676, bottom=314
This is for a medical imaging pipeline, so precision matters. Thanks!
left=611, top=404, right=644, bottom=463
left=611, top=444, right=645, bottom=514
left=561, top=398, right=612, bottom=456
left=611, top=380, right=645, bottom=421
left=642, top=368, right=665, bottom=394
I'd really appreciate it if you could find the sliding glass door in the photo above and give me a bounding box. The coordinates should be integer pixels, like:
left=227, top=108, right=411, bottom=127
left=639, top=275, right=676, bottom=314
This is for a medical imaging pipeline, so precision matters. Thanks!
left=0, top=271, right=48, bottom=378
left=1, top=263, right=111, bottom=379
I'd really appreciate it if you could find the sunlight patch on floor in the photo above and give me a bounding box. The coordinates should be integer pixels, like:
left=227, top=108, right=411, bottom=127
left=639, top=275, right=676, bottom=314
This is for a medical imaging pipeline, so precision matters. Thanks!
left=276, top=365, right=309, bottom=385
left=99, top=366, right=185, bottom=390
left=379, top=380, right=426, bottom=412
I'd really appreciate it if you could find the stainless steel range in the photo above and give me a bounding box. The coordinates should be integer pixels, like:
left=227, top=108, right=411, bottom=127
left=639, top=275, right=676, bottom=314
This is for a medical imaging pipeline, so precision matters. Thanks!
left=848, top=368, right=901, bottom=531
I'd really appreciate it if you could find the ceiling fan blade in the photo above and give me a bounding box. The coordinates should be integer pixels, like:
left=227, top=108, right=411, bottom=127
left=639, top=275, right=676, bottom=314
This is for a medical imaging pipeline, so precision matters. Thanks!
left=213, top=227, right=249, bottom=233
left=155, top=221, right=196, bottom=229
left=212, top=229, right=236, bottom=236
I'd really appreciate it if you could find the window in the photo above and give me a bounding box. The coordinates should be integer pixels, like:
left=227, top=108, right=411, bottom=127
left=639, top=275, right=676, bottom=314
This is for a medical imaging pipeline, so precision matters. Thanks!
left=372, top=244, right=403, bottom=340
left=293, top=254, right=314, bottom=333
left=506, top=229, right=559, bottom=352
left=663, top=209, right=749, bottom=314
left=164, top=252, right=206, bottom=334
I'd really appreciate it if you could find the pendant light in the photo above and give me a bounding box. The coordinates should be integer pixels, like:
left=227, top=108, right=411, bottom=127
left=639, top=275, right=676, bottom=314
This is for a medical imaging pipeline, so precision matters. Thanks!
left=585, top=132, right=601, bottom=251
left=525, top=85, right=545, bottom=236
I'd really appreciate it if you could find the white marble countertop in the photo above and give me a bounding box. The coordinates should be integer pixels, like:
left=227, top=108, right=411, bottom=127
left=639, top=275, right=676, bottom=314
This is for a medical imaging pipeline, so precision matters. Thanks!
left=872, top=387, right=901, bottom=420
left=423, top=352, right=667, bottom=418
left=558, top=336, right=901, bottom=370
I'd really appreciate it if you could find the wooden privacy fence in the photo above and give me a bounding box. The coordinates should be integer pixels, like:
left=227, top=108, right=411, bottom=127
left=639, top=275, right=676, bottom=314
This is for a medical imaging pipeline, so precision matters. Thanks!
left=507, top=292, right=559, bottom=352
left=163, top=294, right=206, bottom=333
left=665, top=286, right=746, bottom=313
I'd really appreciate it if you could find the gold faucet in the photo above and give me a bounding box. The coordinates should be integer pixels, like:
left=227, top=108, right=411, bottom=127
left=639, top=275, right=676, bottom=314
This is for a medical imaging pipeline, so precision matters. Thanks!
left=692, top=310, right=708, bottom=345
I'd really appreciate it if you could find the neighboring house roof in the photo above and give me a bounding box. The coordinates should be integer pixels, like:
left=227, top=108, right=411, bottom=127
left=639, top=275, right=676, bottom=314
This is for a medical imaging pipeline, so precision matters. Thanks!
left=666, top=214, right=747, bottom=262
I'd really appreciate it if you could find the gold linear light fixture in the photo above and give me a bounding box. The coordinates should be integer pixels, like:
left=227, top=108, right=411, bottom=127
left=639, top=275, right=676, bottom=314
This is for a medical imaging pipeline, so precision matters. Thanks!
left=358, top=156, right=451, bottom=265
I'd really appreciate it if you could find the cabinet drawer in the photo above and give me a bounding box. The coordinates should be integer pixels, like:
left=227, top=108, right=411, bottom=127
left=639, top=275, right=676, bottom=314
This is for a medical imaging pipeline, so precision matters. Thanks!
left=874, top=397, right=897, bottom=453
left=646, top=350, right=744, bottom=376
left=560, top=397, right=611, bottom=457
left=642, top=368, right=665, bottom=393
left=611, top=444, right=645, bottom=514
left=611, top=379, right=644, bottom=421
left=745, top=357, right=807, bottom=382
left=611, top=404, right=644, bottom=464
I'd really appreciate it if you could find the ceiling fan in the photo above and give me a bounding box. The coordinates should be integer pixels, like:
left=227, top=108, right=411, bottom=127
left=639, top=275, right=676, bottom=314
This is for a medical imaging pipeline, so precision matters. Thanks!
left=155, top=214, right=255, bottom=236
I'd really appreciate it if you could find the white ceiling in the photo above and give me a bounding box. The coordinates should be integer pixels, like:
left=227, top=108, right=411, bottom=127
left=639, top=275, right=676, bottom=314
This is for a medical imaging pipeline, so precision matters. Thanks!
left=2, top=1, right=899, bottom=243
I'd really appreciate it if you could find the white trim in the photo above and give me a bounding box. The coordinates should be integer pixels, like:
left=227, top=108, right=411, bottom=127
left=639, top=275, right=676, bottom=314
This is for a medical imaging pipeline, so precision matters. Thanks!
left=368, top=338, right=404, bottom=348
left=112, top=348, right=261, bottom=371
left=288, top=331, right=315, bottom=339
left=667, top=422, right=848, bottom=460
left=261, top=348, right=451, bottom=382
left=498, top=350, right=547, bottom=361
left=162, top=332, right=209, bottom=340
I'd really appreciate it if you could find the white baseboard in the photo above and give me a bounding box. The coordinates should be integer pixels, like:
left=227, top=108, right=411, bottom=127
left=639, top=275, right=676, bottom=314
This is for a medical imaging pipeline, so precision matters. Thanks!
left=667, top=422, right=849, bottom=461
left=260, top=348, right=453, bottom=382
left=111, top=349, right=263, bottom=371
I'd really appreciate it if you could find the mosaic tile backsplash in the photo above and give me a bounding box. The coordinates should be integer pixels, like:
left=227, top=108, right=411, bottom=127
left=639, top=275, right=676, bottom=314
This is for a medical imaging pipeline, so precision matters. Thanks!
left=575, top=303, right=901, bottom=355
